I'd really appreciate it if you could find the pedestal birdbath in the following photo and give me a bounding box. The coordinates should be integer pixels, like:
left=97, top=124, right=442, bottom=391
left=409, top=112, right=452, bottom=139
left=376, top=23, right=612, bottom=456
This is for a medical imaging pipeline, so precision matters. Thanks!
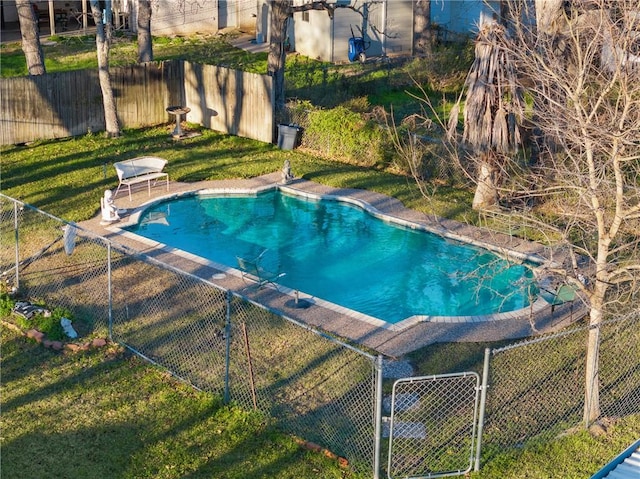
left=166, top=106, right=191, bottom=138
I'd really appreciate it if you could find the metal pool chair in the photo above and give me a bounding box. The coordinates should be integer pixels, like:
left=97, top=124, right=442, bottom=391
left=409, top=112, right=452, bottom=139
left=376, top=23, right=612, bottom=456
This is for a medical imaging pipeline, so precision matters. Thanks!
left=236, top=251, right=285, bottom=290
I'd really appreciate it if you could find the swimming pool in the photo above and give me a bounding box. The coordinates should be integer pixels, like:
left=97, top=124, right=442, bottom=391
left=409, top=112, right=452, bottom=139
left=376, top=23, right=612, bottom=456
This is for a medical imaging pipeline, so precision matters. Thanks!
left=123, top=188, right=539, bottom=325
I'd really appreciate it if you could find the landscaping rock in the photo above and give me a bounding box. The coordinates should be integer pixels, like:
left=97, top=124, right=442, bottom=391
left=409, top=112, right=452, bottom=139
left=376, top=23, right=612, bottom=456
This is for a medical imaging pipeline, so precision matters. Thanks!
left=26, top=329, right=45, bottom=342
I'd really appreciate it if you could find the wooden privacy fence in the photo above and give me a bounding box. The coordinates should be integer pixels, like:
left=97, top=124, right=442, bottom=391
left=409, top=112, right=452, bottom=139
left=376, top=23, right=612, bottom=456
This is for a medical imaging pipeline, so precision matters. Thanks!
left=0, top=60, right=274, bottom=146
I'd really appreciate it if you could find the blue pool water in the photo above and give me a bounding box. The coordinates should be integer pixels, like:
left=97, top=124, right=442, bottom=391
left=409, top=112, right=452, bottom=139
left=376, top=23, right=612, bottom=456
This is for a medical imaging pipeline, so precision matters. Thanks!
left=125, top=190, right=538, bottom=324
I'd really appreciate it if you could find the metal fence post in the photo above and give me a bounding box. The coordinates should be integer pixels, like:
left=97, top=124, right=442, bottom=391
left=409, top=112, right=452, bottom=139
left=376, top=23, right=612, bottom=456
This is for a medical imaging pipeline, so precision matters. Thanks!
left=373, top=354, right=383, bottom=479
left=13, top=201, right=20, bottom=289
left=474, top=347, right=491, bottom=471
left=107, top=242, right=113, bottom=340
left=224, top=291, right=232, bottom=404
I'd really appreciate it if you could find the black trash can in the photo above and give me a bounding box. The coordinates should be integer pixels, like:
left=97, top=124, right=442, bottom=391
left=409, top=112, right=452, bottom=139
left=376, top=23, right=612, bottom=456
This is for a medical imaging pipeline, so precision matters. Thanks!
left=277, top=124, right=302, bottom=150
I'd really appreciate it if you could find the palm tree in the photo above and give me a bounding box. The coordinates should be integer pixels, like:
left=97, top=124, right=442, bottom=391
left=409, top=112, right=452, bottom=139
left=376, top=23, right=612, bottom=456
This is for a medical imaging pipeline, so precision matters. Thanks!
left=450, top=19, right=523, bottom=210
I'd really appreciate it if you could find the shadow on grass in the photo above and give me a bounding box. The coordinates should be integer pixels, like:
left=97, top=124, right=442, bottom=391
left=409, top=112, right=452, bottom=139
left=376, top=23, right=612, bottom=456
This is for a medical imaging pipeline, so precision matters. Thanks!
left=1, top=326, right=358, bottom=479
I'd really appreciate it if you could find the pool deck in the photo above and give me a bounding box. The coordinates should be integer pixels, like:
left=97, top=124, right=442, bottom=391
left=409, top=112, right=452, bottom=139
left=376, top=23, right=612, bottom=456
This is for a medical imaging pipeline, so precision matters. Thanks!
left=80, top=173, right=585, bottom=358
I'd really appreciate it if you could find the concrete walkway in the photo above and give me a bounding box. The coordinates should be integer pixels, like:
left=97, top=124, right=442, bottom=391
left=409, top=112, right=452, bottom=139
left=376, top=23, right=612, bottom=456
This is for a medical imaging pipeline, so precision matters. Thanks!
left=79, top=173, right=584, bottom=358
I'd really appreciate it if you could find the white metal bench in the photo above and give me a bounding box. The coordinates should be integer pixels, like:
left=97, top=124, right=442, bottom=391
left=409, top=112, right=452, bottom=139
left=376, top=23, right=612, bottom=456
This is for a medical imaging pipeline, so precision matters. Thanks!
left=114, top=156, right=169, bottom=201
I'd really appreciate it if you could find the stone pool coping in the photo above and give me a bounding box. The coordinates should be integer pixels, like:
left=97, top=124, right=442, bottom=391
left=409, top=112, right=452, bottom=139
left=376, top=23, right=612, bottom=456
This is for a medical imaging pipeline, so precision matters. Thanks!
left=80, top=173, right=585, bottom=357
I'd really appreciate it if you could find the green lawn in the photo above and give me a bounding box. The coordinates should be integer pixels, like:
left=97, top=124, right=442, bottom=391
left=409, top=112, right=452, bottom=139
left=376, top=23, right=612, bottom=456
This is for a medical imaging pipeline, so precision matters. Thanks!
left=0, top=326, right=361, bottom=479
left=0, top=125, right=474, bottom=223
left=2, top=125, right=638, bottom=479
left=2, top=32, right=637, bottom=479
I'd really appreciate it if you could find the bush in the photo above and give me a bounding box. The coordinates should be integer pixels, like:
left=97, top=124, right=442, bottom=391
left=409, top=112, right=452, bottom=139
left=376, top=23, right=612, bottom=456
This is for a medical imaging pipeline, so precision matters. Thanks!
left=7, top=301, right=73, bottom=341
left=301, top=106, right=390, bottom=168
left=0, top=293, right=15, bottom=317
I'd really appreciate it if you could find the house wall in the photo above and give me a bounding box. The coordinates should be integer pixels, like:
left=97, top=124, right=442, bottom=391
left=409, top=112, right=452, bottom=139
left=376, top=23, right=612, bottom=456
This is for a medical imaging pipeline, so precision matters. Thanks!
left=290, top=1, right=413, bottom=63
left=431, top=0, right=500, bottom=35
left=292, top=9, right=332, bottom=61
left=330, top=7, right=367, bottom=62
left=220, top=0, right=258, bottom=29
left=237, top=0, right=258, bottom=30
left=383, top=0, right=413, bottom=56
left=149, top=0, right=218, bottom=36
left=256, top=0, right=269, bottom=43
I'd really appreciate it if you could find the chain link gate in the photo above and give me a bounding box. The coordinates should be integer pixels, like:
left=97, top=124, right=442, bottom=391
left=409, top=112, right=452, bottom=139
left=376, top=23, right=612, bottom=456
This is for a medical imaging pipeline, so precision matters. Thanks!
left=386, top=372, right=481, bottom=479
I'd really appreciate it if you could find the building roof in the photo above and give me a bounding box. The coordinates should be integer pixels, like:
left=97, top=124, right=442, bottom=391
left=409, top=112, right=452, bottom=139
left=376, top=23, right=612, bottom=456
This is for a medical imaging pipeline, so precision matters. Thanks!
left=591, top=439, right=640, bottom=479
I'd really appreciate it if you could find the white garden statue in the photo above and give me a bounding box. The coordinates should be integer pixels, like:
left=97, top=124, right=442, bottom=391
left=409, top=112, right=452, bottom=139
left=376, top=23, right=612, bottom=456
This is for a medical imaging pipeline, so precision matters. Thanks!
left=100, top=190, right=120, bottom=224
left=281, top=159, right=294, bottom=184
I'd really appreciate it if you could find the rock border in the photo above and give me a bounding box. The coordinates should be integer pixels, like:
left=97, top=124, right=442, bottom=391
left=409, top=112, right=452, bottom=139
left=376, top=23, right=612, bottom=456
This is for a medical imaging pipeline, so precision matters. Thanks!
left=1, top=319, right=108, bottom=352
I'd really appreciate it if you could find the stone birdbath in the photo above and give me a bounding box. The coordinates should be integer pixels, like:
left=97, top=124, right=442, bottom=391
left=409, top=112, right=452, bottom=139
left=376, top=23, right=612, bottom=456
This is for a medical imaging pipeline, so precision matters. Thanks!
left=166, top=105, right=191, bottom=138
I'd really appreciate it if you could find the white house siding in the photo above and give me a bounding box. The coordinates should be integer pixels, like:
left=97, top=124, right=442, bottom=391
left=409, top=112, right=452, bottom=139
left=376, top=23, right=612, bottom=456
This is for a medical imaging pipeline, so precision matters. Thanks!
left=150, top=0, right=218, bottom=36
left=290, top=1, right=412, bottom=63
left=384, top=0, right=414, bottom=56
left=219, top=0, right=237, bottom=28
left=218, top=0, right=257, bottom=29
left=292, top=9, right=333, bottom=61
left=331, top=7, right=370, bottom=62
left=256, top=0, right=269, bottom=44
left=236, top=0, right=258, bottom=30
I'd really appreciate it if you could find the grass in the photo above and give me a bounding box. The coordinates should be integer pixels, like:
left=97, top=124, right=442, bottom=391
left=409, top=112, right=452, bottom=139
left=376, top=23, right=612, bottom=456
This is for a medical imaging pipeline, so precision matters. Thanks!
left=0, top=124, right=474, bottom=223
left=0, top=33, right=269, bottom=77
left=2, top=32, right=638, bottom=479
left=1, top=326, right=359, bottom=479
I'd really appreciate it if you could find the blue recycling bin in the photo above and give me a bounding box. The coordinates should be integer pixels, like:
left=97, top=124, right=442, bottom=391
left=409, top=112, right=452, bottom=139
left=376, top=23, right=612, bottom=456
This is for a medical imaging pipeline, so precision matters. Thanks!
left=348, top=36, right=366, bottom=63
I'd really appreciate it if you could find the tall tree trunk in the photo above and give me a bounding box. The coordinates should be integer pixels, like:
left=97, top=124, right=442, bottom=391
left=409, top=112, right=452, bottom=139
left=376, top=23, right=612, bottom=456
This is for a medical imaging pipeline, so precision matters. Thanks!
left=137, top=0, right=153, bottom=62
left=472, top=159, right=498, bottom=210
left=267, top=0, right=290, bottom=122
left=413, top=0, right=431, bottom=55
left=90, top=0, right=120, bottom=137
left=583, top=203, right=612, bottom=424
left=16, top=0, right=45, bottom=75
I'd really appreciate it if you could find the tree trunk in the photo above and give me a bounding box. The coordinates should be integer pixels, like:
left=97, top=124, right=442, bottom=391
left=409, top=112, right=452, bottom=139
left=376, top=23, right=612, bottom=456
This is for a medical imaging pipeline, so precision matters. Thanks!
left=90, top=0, right=120, bottom=137
left=137, top=0, right=153, bottom=63
left=267, top=0, right=291, bottom=122
left=584, top=305, right=602, bottom=424
left=472, top=160, right=498, bottom=210
left=16, top=0, right=45, bottom=75
left=534, top=0, right=564, bottom=37
left=583, top=233, right=612, bottom=424
left=413, top=0, right=431, bottom=55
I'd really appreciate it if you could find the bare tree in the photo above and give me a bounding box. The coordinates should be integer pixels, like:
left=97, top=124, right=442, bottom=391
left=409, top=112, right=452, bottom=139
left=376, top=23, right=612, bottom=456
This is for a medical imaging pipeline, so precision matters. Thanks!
left=505, top=0, right=640, bottom=425
left=137, top=0, right=153, bottom=62
left=16, top=0, right=45, bottom=75
left=268, top=0, right=373, bottom=119
left=412, top=0, right=639, bottom=426
left=90, top=0, right=120, bottom=137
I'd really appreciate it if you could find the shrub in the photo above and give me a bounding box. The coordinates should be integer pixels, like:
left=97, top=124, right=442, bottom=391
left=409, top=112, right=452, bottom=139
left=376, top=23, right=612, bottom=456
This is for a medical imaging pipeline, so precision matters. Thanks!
left=0, top=293, right=15, bottom=317
left=301, top=106, right=390, bottom=168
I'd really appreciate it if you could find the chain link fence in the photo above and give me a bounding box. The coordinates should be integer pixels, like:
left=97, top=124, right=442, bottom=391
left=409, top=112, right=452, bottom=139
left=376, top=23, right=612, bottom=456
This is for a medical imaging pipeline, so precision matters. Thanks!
left=387, top=373, right=480, bottom=478
left=482, top=310, right=640, bottom=454
left=3, top=193, right=640, bottom=478
left=0, top=198, right=112, bottom=337
left=1, top=194, right=380, bottom=476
